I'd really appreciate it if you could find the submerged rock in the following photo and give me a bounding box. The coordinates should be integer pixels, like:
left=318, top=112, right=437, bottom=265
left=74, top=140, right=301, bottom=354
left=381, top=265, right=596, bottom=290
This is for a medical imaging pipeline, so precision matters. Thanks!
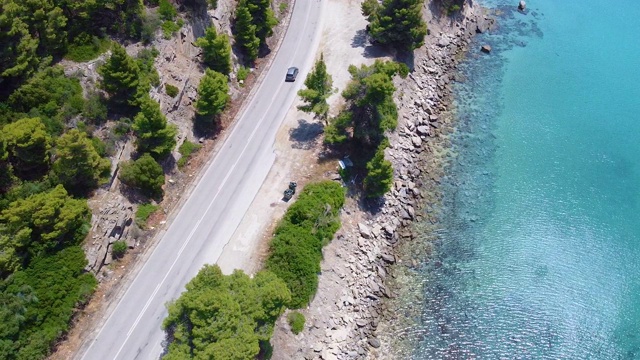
left=481, top=45, right=492, bottom=53
left=518, top=0, right=527, bottom=11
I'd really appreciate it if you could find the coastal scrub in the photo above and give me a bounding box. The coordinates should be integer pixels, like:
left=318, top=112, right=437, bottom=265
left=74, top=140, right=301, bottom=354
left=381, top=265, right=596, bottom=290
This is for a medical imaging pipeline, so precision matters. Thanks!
left=265, top=181, right=345, bottom=308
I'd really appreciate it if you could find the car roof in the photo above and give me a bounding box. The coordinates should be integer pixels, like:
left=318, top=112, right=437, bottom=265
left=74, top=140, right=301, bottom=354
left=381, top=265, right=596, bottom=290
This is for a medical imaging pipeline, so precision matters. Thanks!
left=287, top=67, right=298, bottom=74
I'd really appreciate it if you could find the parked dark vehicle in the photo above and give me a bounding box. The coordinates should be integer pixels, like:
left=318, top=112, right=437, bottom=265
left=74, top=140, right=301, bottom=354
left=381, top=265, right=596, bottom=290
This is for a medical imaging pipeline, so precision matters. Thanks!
left=283, top=181, right=297, bottom=200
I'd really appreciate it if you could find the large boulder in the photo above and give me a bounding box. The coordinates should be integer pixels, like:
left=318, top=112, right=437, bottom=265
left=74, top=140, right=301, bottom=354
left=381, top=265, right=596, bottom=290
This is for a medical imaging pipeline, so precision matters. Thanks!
left=358, top=223, right=373, bottom=239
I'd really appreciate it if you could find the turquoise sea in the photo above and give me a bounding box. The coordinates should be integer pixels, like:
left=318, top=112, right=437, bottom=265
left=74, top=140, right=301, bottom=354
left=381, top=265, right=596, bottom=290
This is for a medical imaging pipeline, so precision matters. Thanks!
left=410, top=0, right=640, bottom=358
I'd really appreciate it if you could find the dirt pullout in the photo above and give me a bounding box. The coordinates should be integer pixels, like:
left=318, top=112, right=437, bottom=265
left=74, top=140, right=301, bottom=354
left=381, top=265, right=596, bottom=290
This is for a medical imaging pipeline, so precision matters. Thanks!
left=268, top=1, right=495, bottom=360
left=217, top=0, right=389, bottom=274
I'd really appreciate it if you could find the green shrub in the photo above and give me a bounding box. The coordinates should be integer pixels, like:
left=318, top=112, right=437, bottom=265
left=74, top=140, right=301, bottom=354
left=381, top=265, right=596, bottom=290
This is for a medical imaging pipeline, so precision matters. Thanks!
left=113, top=118, right=132, bottom=136
left=279, top=2, right=288, bottom=13
left=265, top=181, right=345, bottom=308
left=165, top=83, right=179, bottom=97
left=161, top=19, right=183, bottom=39
left=136, top=203, right=159, bottom=227
left=158, top=0, right=177, bottom=20
left=136, top=48, right=160, bottom=84
left=177, top=140, right=202, bottom=168
left=111, top=240, right=128, bottom=258
left=83, top=91, right=108, bottom=123
left=448, top=4, right=461, bottom=14
left=65, top=35, right=112, bottom=62
left=287, top=311, right=305, bottom=334
left=118, top=154, right=165, bottom=198
left=141, top=11, right=162, bottom=44
left=397, top=62, right=410, bottom=78
left=237, top=66, right=250, bottom=83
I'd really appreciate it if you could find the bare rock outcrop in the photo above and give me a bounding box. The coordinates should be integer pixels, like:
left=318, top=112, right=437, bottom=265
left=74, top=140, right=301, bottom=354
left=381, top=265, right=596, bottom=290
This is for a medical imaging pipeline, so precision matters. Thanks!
left=84, top=196, right=134, bottom=274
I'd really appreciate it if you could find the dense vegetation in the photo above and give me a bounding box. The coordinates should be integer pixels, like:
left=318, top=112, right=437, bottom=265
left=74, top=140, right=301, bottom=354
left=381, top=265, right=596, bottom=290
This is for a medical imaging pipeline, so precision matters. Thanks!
left=0, top=0, right=290, bottom=359
left=0, top=0, right=239, bottom=357
left=362, top=0, right=427, bottom=51
left=297, top=54, right=335, bottom=121
left=325, top=60, right=405, bottom=197
left=265, top=181, right=345, bottom=308
left=163, top=265, right=291, bottom=359
left=0, top=0, right=145, bottom=91
left=0, top=246, right=97, bottom=359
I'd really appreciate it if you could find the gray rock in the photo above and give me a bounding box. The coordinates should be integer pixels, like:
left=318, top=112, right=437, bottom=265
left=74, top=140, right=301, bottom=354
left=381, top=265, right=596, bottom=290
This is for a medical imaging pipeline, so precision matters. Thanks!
left=358, top=223, right=373, bottom=239
left=411, top=136, right=422, bottom=147
left=381, top=253, right=396, bottom=264
left=476, top=18, right=490, bottom=33
left=383, top=223, right=395, bottom=235
left=481, top=45, right=492, bottom=53
left=356, top=319, right=368, bottom=327
left=369, top=337, right=381, bottom=348
left=314, top=343, right=324, bottom=352
left=417, top=125, right=430, bottom=136
left=518, top=0, right=526, bottom=11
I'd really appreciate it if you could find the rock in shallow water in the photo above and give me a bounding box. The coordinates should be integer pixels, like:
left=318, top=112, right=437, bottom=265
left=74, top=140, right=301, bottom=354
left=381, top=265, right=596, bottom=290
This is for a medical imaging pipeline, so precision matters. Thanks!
left=518, top=0, right=527, bottom=11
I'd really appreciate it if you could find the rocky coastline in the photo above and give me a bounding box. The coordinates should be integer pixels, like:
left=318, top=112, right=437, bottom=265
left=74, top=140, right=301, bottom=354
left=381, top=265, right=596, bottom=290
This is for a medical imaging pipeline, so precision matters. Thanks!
left=270, top=2, right=496, bottom=359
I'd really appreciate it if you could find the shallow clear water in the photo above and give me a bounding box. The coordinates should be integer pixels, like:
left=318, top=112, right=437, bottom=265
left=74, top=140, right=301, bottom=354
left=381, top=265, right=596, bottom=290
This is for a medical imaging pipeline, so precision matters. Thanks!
left=411, top=0, right=640, bottom=358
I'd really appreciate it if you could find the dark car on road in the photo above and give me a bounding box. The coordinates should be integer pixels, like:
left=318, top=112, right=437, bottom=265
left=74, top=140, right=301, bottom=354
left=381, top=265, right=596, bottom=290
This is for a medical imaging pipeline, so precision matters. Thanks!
left=285, top=67, right=299, bottom=82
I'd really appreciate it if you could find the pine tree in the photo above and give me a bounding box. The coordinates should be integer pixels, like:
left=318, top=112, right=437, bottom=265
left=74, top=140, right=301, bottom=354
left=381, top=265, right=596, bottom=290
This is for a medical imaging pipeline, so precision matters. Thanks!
left=2, top=117, right=52, bottom=180
left=365, top=0, right=427, bottom=51
left=244, top=0, right=278, bottom=43
left=363, top=139, right=394, bottom=198
left=195, top=69, right=230, bottom=118
left=99, top=44, right=142, bottom=106
left=52, top=129, right=111, bottom=194
left=297, top=54, right=335, bottom=120
left=234, top=3, right=260, bottom=62
left=132, top=96, right=177, bottom=158
left=195, top=26, right=232, bottom=75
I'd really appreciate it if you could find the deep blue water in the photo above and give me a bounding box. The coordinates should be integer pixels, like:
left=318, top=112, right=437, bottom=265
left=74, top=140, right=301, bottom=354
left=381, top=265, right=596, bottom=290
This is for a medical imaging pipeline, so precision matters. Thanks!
left=411, top=0, right=640, bottom=358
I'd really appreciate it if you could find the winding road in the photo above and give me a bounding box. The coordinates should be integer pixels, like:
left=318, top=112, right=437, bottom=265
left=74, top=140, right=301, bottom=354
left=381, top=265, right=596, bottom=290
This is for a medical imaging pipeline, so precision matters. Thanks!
left=79, top=1, right=324, bottom=358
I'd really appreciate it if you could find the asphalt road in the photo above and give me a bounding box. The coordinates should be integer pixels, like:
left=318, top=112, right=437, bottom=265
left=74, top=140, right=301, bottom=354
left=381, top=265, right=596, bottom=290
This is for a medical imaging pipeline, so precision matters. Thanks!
left=79, top=1, right=323, bottom=358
